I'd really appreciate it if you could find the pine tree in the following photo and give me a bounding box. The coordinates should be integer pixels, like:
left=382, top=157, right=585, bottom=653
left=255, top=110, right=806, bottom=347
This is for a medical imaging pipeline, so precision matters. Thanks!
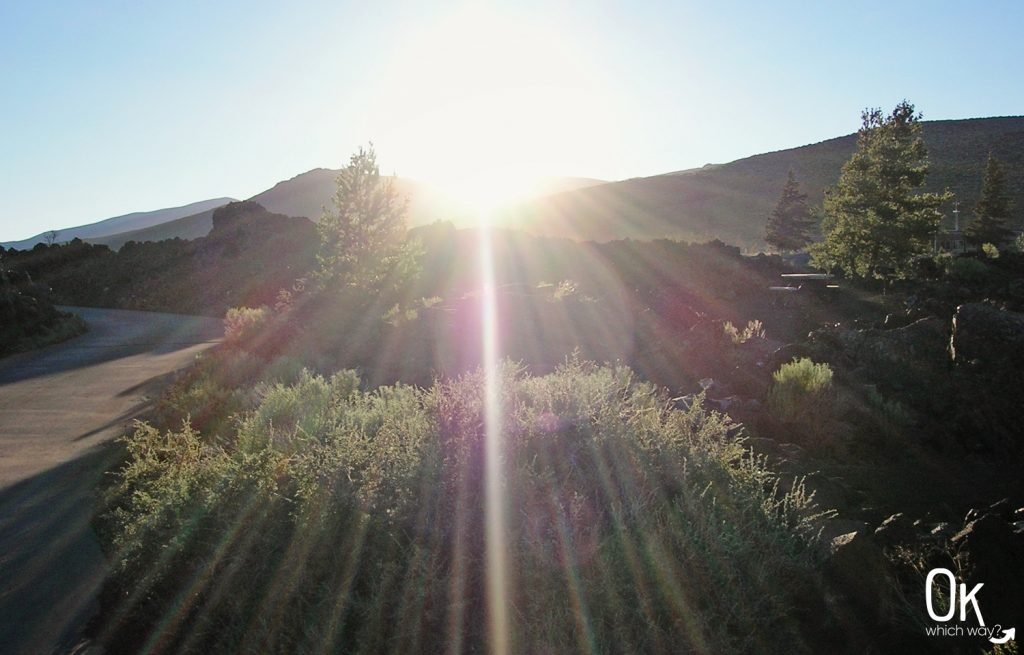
left=316, top=145, right=418, bottom=295
left=965, top=153, right=1014, bottom=247
left=810, top=101, right=951, bottom=279
left=765, top=170, right=814, bottom=252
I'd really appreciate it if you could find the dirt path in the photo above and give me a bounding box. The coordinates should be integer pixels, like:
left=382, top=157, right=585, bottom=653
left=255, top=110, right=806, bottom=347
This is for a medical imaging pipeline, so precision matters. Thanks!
left=0, top=307, right=221, bottom=654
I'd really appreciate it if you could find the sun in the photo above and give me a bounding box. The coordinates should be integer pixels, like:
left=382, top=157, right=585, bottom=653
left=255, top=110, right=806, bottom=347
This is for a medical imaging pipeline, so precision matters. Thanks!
left=368, top=5, right=614, bottom=213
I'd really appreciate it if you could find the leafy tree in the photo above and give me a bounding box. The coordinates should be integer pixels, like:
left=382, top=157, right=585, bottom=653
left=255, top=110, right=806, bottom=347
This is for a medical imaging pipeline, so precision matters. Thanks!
left=810, top=101, right=951, bottom=279
left=765, top=170, right=814, bottom=252
left=965, top=153, right=1014, bottom=247
left=316, top=144, right=418, bottom=295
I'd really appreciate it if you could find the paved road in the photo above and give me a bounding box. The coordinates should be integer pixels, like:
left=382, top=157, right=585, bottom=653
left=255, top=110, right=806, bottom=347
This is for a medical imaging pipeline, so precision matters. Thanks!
left=0, top=306, right=221, bottom=654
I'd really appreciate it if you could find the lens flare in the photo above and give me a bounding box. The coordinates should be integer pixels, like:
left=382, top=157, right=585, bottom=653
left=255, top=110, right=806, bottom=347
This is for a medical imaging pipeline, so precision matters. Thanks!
left=479, top=208, right=510, bottom=655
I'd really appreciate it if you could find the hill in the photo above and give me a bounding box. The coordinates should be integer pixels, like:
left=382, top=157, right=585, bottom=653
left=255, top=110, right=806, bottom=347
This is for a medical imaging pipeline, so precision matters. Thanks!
left=501, top=116, right=1024, bottom=250
left=250, top=169, right=474, bottom=226
left=1, top=198, right=234, bottom=250
left=61, top=173, right=607, bottom=249
left=87, top=207, right=221, bottom=250
left=89, top=173, right=471, bottom=249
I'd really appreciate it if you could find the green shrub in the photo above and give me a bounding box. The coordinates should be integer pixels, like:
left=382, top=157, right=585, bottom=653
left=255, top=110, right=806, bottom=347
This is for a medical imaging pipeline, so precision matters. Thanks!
left=100, top=361, right=830, bottom=654
left=768, top=357, right=834, bottom=427
left=982, top=242, right=1000, bottom=259
left=223, top=305, right=271, bottom=347
left=153, top=359, right=248, bottom=437
left=944, top=256, right=989, bottom=284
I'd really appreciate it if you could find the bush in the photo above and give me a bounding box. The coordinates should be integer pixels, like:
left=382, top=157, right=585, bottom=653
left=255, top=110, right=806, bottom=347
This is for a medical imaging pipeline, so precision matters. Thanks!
left=944, top=256, right=989, bottom=284
left=0, top=273, right=87, bottom=356
left=768, top=357, right=834, bottom=429
left=99, top=361, right=830, bottom=654
left=223, top=305, right=271, bottom=347
left=982, top=242, right=1000, bottom=259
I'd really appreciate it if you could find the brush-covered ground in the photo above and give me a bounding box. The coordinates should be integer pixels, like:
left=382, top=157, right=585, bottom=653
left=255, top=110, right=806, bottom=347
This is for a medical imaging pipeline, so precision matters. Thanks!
left=8, top=202, right=1024, bottom=653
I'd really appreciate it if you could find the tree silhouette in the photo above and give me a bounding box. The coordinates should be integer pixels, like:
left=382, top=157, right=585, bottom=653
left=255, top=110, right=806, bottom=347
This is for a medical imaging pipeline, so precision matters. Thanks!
left=765, top=171, right=814, bottom=252
left=316, top=145, right=418, bottom=296
left=965, top=153, right=1014, bottom=247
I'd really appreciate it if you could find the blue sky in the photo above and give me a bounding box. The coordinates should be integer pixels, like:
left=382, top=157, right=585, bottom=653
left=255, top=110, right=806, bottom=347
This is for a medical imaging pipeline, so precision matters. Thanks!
left=1, top=0, right=1022, bottom=240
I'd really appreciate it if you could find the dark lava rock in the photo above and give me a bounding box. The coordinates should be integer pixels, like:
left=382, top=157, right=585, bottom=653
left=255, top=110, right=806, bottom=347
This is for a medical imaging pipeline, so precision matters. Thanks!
left=987, top=497, right=1014, bottom=521
left=825, top=530, right=893, bottom=629
left=949, top=305, right=1024, bottom=456
left=951, top=513, right=1024, bottom=629
left=874, top=513, right=918, bottom=547
left=950, top=303, right=1024, bottom=369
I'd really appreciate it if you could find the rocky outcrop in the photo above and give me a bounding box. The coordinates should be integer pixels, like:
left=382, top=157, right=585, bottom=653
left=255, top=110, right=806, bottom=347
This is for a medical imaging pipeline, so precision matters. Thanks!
left=951, top=508, right=1024, bottom=631
left=949, top=304, right=1024, bottom=456
left=806, top=317, right=948, bottom=375
left=950, top=303, right=1024, bottom=369
left=816, top=499, right=1024, bottom=651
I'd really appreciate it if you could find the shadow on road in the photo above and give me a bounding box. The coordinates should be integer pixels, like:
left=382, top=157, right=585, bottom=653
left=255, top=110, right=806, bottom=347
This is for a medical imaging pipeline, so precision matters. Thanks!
left=0, top=306, right=222, bottom=387
left=0, top=306, right=223, bottom=654
left=0, top=444, right=123, bottom=655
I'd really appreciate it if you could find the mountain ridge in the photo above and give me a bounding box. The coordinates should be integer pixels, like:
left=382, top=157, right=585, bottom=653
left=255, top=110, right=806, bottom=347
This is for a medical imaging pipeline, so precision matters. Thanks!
left=1, top=197, right=235, bottom=250
left=5, top=115, right=1020, bottom=252
left=43, top=175, right=606, bottom=250
left=500, top=115, right=1024, bottom=249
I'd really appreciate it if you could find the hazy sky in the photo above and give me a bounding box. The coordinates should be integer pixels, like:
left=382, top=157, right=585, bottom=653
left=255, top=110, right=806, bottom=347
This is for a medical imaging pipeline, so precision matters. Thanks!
left=1, top=0, right=1022, bottom=240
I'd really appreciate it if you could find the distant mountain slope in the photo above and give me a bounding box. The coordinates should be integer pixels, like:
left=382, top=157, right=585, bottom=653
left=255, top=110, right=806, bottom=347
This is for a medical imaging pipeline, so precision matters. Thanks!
left=98, top=173, right=471, bottom=250
left=13, top=116, right=1018, bottom=253
left=88, top=208, right=221, bottom=250
left=2, top=198, right=234, bottom=250
left=83, top=173, right=608, bottom=249
left=248, top=168, right=336, bottom=220
left=251, top=170, right=607, bottom=225
left=250, top=169, right=471, bottom=226
left=503, top=116, right=1024, bottom=250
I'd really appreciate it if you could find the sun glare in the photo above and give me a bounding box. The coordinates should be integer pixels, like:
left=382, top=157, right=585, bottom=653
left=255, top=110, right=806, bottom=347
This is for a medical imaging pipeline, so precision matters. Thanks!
left=369, top=6, right=613, bottom=212
left=365, top=8, right=615, bottom=649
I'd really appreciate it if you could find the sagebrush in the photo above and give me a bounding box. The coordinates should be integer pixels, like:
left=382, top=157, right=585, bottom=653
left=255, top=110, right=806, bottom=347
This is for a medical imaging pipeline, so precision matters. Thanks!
left=99, top=360, right=832, bottom=654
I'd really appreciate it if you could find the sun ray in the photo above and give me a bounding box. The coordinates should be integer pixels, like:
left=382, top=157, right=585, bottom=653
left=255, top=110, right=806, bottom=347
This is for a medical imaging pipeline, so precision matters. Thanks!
left=479, top=207, right=511, bottom=655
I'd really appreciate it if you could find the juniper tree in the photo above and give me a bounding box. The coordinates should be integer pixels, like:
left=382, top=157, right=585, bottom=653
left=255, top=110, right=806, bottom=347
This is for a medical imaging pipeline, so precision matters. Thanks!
left=810, top=101, right=951, bottom=279
left=965, top=153, right=1014, bottom=247
left=765, top=170, right=814, bottom=252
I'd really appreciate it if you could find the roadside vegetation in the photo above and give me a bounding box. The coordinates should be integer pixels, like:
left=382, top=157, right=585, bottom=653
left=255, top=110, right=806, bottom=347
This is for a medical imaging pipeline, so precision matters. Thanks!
left=0, top=264, right=85, bottom=357
left=97, top=360, right=833, bottom=654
